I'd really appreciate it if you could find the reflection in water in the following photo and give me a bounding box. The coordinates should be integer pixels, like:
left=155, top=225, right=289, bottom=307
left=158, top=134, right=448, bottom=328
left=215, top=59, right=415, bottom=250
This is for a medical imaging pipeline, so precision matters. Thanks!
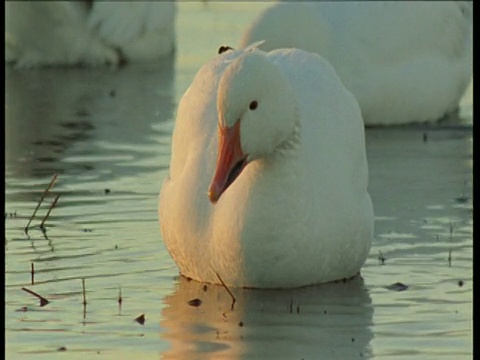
left=161, top=276, right=373, bottom=359
left=5, top=56, right=175, bottom=182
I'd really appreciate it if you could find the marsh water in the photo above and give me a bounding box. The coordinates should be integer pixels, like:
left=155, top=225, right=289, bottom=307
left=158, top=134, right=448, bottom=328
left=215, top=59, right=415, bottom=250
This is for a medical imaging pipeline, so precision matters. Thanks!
left=5, top=3, right=472, bottom=359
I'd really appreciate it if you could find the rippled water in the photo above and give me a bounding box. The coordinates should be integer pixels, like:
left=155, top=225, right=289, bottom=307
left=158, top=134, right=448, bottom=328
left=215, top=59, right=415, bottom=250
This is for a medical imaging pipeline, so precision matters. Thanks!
left=5, top=3, right=473, bottom=359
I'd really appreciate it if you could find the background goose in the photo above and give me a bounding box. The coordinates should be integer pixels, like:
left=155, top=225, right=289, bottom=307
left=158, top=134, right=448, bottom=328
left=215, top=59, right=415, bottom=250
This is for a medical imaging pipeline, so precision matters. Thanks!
left=159, top=46, right=374, bottom=288
left=240, top=1, right=473, bottom=125
left=5, top=1, right=176, bottom=68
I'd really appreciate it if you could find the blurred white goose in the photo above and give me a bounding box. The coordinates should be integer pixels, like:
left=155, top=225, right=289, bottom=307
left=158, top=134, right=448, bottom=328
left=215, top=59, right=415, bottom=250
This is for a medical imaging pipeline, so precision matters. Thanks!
left=240, top=1, right=473, bottom=125
left=159, top=45, right=374, bottom=288
left=5, top=1, right=176, bottom=68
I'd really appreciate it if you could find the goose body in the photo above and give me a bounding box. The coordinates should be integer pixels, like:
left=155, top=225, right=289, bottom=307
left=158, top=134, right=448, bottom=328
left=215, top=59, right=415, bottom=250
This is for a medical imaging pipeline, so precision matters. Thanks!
left=6, top=1, right=176, bottom=68
left=159, top=47, right=374, bottom=288
left=240, top=1, right=473, bottom=125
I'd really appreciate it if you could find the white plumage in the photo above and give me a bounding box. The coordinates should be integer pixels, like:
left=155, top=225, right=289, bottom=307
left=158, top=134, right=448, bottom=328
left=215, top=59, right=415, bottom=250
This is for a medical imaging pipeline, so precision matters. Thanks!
left=5, top=1, right=176, bottom=68
left=240, top=1, right=473, bottom=125
left=159, top=46, right=374, bottom=288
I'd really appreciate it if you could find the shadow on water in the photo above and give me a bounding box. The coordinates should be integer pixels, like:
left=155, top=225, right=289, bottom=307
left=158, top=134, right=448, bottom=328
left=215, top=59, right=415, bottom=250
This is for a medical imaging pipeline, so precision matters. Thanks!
left=161, top=275, right=374, bottom=359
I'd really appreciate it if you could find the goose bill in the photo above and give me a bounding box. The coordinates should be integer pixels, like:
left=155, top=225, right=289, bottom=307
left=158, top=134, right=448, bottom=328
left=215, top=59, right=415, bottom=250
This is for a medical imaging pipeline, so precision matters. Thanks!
left=208, top=121, right=246, bottom=203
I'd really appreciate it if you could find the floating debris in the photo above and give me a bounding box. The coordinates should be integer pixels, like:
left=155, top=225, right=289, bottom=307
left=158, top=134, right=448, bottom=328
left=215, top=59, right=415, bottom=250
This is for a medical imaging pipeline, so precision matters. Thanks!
left=135, top=314, right=145, bottom=325
left=385, top=282, right=409, bottom=292
left=455, top=195, right=469, bottom=203
left=238, top=321, right=244, bottom=327
left=203, top=285, right=208, bottom=292
left=57, top=346, right=67, bottom=352
left=378, top=250, right=386, bottom=265
left=187, top=298, right=202, bottom=307
left=6, top=211, right=17, bottom=218
left=422, top=132, right=428, bottom=143
left=104, top=189, right=111, bottom=195
left=458, top=280, right=464, bottom=287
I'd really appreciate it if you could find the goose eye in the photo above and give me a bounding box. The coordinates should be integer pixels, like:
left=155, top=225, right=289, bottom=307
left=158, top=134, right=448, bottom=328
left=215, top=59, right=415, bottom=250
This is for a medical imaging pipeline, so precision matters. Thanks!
left=218, top=45, right=233, bottom=54
left=249, top=101, right=258, bottom=110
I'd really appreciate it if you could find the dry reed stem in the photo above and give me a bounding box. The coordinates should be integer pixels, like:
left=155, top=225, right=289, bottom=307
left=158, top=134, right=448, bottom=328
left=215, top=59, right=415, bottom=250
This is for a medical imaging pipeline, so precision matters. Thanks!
left=21, top=287, right=49, bottom=307
left=25, top=173, right=58, bottom=235
left=82, top=278, right=87, bottom=305
left=31, top=262, right=34, bottom=285
left=214, top=270, right=236, bottom=310
left=39, top=194, right=61, bottom=229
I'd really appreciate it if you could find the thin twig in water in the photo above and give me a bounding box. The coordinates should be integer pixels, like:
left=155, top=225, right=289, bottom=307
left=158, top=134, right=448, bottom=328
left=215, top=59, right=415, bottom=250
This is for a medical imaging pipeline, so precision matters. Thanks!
left=82, top=278, right=87, bottom=319
left=448, top=223, right=454, bottom=267
left=82, top=278, right=87, bottom=306
left=118, top=286, right=122, bottom=314
left=21, top=287, right=50, bottom=307
left=25, top=173, right=58, bottom=235
left=31, top=262, right=34, bottom=285
left=39, top=194, right=61, bottom=230
left=214, top=270, right=236, bottom=310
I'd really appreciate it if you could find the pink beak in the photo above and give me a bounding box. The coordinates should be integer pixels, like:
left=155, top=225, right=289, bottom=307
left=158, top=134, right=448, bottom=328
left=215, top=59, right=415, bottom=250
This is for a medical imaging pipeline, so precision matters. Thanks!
left=208, top=121, right=246, bottom=204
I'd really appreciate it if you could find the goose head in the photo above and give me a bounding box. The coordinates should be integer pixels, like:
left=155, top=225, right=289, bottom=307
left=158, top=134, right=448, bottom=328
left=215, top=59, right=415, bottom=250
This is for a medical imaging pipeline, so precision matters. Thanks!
left=208, top=51, right=298, bottom=203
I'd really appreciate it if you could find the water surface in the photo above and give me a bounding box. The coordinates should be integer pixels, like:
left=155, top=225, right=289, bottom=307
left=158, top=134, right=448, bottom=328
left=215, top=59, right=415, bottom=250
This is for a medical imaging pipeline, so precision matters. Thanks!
left=5, top=2, right=472, bottom=359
